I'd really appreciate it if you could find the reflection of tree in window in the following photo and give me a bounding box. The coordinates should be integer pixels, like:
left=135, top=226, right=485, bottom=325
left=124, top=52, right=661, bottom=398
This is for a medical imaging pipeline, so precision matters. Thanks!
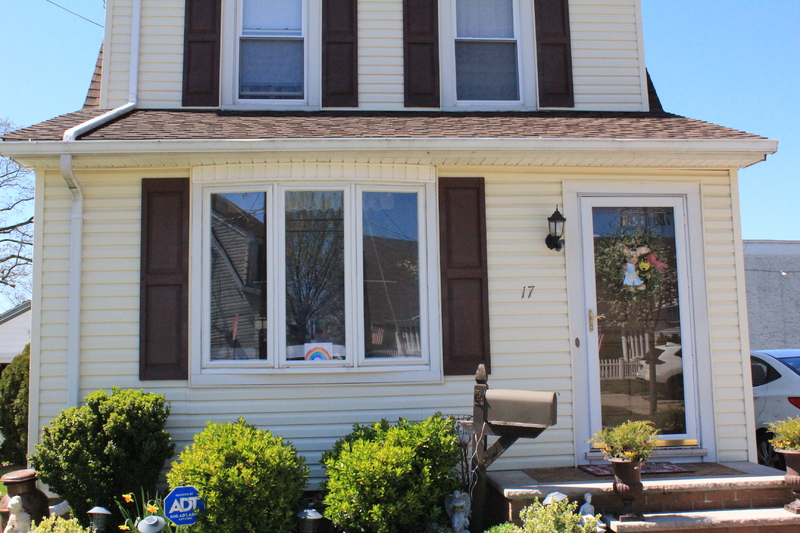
left=362, top=192, right=421, bottom=358
left=285, top=191, right=346, bottom=349
left=593, top=207, right=685, bottom=435
left=210, top=193, right=267, bottom=360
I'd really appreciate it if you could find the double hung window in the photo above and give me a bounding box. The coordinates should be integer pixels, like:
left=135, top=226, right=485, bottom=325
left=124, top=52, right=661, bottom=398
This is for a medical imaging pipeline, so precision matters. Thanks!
left=237, top=0, right=307, bottom=101
left=455, top=0, right=520, bottom=101
left=205, top=183, right=433, bottom=374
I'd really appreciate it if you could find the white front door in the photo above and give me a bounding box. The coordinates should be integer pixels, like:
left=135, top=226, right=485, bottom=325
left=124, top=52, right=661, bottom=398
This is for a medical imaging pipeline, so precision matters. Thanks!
left=568, top=189, right=709, bottom=461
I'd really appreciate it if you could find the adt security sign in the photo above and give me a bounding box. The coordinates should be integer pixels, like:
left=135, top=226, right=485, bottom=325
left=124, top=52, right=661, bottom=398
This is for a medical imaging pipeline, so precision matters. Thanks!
left=165, top=486, right=205, bottom=526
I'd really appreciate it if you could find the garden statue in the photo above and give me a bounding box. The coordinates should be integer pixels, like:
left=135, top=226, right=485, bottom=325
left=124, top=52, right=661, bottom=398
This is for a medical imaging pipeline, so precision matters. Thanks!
left=445, top=491, right=471, bottom=533
left=579, top=493, right=595, bottom=525
left=3, top=496, right=30, bottom=533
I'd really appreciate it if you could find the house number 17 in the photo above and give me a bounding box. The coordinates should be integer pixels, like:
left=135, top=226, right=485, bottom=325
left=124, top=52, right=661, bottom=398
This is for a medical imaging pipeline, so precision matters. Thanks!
left=521, top=286, right=535, bottom=299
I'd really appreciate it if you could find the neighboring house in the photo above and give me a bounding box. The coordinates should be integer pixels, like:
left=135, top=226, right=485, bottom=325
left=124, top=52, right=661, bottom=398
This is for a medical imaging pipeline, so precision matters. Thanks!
left=744, top=240, right=800, bottom=350
left=0, top=0, right=778, bottom=482
left=0, top=301, right=31, bottom=368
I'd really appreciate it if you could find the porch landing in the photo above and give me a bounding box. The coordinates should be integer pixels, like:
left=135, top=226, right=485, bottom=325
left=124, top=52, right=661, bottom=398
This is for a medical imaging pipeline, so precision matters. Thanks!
left=486, top=462, right=800, bottom=531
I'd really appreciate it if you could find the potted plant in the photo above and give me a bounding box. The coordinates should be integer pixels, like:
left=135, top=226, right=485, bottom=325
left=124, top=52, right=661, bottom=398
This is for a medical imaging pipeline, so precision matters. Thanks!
left=768, top=417, right=800, bottom=514
left=590, top=420, right=659, bottom=522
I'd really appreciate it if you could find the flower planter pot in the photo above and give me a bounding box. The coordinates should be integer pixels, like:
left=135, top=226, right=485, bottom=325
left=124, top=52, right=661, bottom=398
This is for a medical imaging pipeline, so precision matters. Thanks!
left=610, top=459, right=644, bottom=522
left=778, top=450, right=800, bottom=514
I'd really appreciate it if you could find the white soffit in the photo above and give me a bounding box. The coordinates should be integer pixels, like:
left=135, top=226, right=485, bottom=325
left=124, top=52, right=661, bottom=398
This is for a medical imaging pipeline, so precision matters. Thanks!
left=0, top=137, right=778, bottom=170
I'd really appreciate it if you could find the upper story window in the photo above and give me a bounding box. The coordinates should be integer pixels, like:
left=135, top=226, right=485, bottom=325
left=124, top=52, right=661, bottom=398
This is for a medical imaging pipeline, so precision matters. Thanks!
left=440, top=0, right=537, bottom=109
left=220, top=0, right=321, bottom=108
left=239, top=0, right=306, bottom=100
left=455, top=0, right=519, bottom=101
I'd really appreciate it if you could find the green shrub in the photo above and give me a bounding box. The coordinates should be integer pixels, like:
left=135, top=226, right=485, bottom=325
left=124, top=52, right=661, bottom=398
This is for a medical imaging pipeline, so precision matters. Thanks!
left=484, top=523, right=522, bottom=533
left=31, top=516, right=92, bottom=533
left=486, top=498, right=600, bottom=533
left=167, top=418, right=308, bottom=533
left=322, top=414, right=461, bottom=533
left=29, top=388, right=174, bottom=526
left=0, top=344, right=30, bottom=464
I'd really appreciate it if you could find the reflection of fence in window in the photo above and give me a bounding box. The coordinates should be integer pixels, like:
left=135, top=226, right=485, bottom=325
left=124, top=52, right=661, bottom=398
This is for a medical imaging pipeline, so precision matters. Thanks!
left=368, top=323, right=421, bottom=358
left=600, top=329, right=651, bottom=380
left=599, top=360, right=640, bottom=380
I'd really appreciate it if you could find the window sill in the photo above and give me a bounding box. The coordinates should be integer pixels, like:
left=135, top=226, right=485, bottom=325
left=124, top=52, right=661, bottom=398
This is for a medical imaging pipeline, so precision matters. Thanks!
left=189, top=365, right=443, bottom=387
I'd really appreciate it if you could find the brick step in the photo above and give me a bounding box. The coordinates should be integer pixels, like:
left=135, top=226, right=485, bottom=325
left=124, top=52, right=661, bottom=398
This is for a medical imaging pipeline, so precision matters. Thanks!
left=605, top=508, right=800, bottom=533
left=486, top=462, right=793, bottom=526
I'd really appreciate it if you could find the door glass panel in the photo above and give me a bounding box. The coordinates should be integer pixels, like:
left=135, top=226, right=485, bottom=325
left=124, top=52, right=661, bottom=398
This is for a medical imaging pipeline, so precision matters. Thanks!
left=285, top=191, right=346, bottom=361
left=592, top=207, right=686, bottom=435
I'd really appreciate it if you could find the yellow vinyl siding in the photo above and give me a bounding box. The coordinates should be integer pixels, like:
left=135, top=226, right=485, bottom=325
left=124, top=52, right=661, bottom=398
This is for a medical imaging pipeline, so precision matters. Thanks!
left=568, top=0, right=648, bottom=111
left=31, top=163, right=751, bottom=483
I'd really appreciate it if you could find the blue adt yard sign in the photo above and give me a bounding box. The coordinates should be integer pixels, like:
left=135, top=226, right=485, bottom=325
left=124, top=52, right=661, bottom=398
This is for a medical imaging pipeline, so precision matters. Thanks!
left=165, top=486, right=205, bottom=526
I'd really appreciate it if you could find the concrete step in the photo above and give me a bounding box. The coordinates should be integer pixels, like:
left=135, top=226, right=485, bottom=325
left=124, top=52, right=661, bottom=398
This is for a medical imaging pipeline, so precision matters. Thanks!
left=604, top=508, right=800, bottom=533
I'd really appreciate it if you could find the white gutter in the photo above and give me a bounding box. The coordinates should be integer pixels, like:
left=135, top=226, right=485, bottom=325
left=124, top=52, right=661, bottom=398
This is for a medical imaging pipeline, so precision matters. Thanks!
left=6, top=137, right=781, bottom=157
left=58, top=0, right=141, bottom=407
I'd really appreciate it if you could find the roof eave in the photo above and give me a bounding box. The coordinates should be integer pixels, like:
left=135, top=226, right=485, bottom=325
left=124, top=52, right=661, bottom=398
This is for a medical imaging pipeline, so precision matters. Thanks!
left=0, top=137, right=778, bottom=169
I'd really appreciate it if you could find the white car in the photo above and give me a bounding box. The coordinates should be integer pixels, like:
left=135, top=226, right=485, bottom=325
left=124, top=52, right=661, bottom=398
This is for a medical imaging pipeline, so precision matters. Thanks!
left=751, top=349, right=800, bottom=469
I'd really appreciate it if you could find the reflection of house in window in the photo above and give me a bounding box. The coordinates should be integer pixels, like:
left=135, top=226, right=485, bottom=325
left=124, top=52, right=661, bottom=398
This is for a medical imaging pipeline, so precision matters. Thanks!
left=363, top=235, right=421, bottom=358
left=211, top=193, right=267, bottom=360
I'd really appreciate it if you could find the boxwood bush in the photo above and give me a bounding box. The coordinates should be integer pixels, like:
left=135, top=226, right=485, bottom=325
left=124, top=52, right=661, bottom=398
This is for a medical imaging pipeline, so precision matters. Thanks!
left=31, top=517, right=92, bottom=533
left=0, top=344, right=29, bottom=464
left=29, top=388, right=174, bottom=526
left=322, top=414, right=461, bottom=533
left=167, top=418, right=308, bottom=533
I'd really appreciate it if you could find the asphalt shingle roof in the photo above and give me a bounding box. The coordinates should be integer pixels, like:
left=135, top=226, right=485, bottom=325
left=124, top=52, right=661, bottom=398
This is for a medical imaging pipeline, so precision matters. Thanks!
left=1, top=108, right=766, bottom=143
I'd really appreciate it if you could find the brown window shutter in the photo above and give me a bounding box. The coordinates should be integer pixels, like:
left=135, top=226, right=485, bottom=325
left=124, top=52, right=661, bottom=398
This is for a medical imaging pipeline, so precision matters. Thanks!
left=322, top=0, right=358, bottom=107
left=534, top=0, right=574, bottom=107
left=404, top=0, right=440, bottom=108
left=140, top=178, right=190, bottom=380
left=182, top=0, right=221, bottom=107
left=439, top=178, right=490, bottom=376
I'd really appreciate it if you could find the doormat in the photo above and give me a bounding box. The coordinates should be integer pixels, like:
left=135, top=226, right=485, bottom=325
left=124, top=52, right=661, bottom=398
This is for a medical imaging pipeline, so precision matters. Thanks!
left=578, top=462, right=693, bottom=476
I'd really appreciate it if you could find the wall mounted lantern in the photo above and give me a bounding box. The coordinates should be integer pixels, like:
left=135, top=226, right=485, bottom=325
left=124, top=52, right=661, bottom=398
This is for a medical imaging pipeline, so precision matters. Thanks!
left=545, top=206, right=566, bottom=251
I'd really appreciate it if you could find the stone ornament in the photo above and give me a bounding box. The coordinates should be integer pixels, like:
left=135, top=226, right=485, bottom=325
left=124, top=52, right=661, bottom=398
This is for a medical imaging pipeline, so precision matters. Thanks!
left=579, top=493, right=595, bottom=526
left=3, top=496, right=30, bottom=533
left=444, top=491, right=471, bottom=533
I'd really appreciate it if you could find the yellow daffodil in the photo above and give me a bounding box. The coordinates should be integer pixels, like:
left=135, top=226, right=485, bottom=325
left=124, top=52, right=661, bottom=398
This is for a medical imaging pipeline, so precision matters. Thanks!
left=146, top=504, right=159, bottom=514
left=638, top=260, right=651, bottom=271
left=119, top=526, right=130, bottom=531
left=122, top=494, right=134, bottom=503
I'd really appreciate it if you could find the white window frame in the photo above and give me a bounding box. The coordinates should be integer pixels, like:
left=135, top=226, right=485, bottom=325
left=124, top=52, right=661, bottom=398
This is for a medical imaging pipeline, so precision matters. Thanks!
left=439, top=0, right=537, bottom=110
left=219, top=0, right=322, bottom=110
left=192, top=179, right=443, bottom=387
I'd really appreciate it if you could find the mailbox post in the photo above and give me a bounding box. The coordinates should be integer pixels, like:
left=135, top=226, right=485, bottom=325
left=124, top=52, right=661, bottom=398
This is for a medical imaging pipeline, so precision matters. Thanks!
left=470, top=364, right=557, bottom=532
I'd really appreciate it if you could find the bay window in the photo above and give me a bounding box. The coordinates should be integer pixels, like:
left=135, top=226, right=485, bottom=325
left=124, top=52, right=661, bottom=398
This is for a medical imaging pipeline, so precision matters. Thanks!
left=203, top=182, right=433, bottom=376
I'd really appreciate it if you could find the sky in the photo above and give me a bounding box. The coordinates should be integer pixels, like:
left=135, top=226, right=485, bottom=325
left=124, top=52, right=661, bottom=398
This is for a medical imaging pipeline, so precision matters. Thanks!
left=0, top=0, right=798, bottom=240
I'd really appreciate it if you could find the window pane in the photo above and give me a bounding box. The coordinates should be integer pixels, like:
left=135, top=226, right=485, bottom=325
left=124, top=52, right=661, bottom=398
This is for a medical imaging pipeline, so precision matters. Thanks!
left=243, top=0, right=302, bottom=32
left=210, top=193, right=267, bottom=361
left=240, top=39, right=304, bottom=99
left=456, top=0, right=514, bottom=38
left=363, top=192, right=421, bottom=359
left=285, top=191, right=346, bottom=361
left=456, top=41, right=518, bottom=100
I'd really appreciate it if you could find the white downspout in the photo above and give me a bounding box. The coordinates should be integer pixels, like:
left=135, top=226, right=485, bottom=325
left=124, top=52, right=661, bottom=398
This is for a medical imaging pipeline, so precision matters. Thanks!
left=58, top=0, right=141, bottom=407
